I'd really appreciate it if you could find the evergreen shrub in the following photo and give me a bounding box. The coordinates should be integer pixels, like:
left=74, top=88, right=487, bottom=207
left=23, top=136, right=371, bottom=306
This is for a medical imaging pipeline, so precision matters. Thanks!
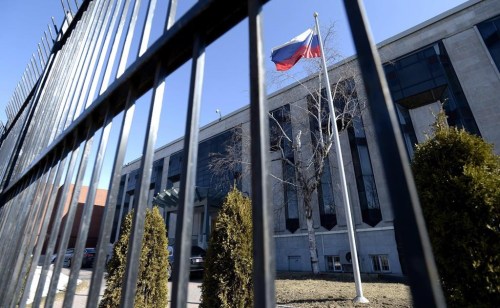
left=200, top=187, right=253, bottom=308
left=99, top=207, right=169, bottom=307
left=412, top=119, right=500, bottom=307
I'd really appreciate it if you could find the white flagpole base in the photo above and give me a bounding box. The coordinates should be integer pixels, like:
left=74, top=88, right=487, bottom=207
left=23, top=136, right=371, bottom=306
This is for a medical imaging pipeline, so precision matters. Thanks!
left=353, top=296, right=370, bottom=304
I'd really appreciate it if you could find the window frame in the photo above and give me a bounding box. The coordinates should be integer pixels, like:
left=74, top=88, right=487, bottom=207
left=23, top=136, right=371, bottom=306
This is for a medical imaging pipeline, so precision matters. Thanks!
left=370, top=254, right=391, bottom=273
left=325, top=255, right=343, bottom=272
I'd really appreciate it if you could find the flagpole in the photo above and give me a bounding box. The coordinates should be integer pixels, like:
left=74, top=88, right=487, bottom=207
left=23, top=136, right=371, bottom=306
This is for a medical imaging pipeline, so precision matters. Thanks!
left=314, top=12, right=368, bottom=304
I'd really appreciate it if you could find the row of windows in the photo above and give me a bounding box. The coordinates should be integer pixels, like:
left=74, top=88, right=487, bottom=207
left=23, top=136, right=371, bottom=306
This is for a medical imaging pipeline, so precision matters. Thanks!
left=270, top=78, right=382, bottom=231
left=325, top=255, right=390, bottom=273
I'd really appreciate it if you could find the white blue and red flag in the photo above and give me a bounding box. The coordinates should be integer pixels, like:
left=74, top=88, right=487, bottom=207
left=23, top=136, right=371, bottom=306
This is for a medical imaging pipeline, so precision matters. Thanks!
left=271, top=28, right=321, bottom=71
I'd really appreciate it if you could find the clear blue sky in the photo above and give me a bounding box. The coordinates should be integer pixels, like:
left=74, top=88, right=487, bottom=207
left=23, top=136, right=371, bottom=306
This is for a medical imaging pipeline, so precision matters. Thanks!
left=0, top=0, right=468, bottom=168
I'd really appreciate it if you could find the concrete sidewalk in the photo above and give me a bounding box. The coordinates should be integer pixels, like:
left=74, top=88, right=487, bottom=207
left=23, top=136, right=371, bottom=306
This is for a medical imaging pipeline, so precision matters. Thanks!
left=29, top=258, right=201, bottom=307
left=51, top=269, right=202, bottom=307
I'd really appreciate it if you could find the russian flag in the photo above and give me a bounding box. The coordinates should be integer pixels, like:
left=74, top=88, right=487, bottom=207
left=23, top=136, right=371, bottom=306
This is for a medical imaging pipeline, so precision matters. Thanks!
left=271, top=28, right=321, bottom=71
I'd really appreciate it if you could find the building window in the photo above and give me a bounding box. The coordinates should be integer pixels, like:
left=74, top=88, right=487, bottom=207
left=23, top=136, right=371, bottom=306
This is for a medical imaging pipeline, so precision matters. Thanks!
left=318, top=158, right=337, bottom=230
left=478, top=15, right=500, bottom=72
left=395, top=105, right=418, bottom=158
left=270, top=105, right=299, bottom=232
left=165, top=128, right=241, bottom=208
left=325, top=255, right=342, bottom=272
left=307, top=88, right=347, bottom=231
left=370, top=255, right=390, bottom=273
left=269, top=105, right=292, bottom=152
left=348, top=117, right=381, bottom=227
left=282, top=160, right=299, bottom=233
left=384, top=43, right=480, bottom=156
left=111, top=175, right=126, bottom=242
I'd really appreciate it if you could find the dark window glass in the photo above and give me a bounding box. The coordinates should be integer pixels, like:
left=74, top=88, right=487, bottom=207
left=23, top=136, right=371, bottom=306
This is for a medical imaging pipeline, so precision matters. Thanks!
left=395, top=105, right=418, bottom=158
left=270, top=104, right=300, bottom=232
left=126, top=170, right=138, bottom=191
left=307, top=84, right=356, bottom=230
left=165, top=128, right=241, bottom=208
left=150, top=159, right=164, bottom=194
left=111, top=175, right=126, bottom=242
left=317, top=157, right=337, bottom=230
left=306, top=79, right=357, bottom=230
left=167, top=152, right=183, bottom=189
left=269, top=105, right=292, bottom=152
left=478, top=15, right=500, bottom=71
left=282, top=160, right=299, bottom=233
left=348, top=115, right=381, bottom=227
left=383, top=43, right=480, bottom=156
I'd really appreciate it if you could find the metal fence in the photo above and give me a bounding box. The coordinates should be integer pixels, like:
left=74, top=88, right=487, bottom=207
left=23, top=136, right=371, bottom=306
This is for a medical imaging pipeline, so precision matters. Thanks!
left=0, top=0, right=445, bottom=307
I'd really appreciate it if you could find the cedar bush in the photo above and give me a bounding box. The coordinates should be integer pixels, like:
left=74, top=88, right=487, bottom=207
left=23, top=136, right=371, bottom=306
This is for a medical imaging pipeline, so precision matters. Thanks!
left=99, top=207, right=169, bottom=307
left=200, top=187, right=253, bottom=308
left=412, top=117, right=500, bottom=307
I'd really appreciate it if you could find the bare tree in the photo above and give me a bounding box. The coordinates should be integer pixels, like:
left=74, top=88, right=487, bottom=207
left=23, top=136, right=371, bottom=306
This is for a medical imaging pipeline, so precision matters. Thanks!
left=210, top=23, right=365, bottom=274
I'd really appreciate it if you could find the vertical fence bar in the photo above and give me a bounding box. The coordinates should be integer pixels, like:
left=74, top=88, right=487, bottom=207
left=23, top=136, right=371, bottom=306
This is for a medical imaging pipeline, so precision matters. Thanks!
left=63, top=110, right=112, bottom=306
left=17, top=155, right=65, bottom=307
left=46, top=30, right=53, bottom=48
left=17, top=51, right=63, bottom=174
left=34, top=53, right=42, bottom=74
left=120, top=64, right=165, bottom=308
left=48, top=24, right=56, bottom=42
left=51, top=16, right=58, bottom=38
left=29, top=60, right=37, bottom=85
left=31, top=139, right=79, bottom=307
left=55, top=0, right=100, bottom=134
left=65, top=0, right=74, bottom=15
left=72, top=0, right=117, bottom=117
left=116, top=0, right=144, bottom=78
left=9, top=166, right=51, bottom=306
left=12, top=157, right=58, bottom=307
left=138, top=0, right=158, bottom=56
left=171, top=33, right=205, bottom=308
left=47, top=2, right=92, bottom=141
left=85, top=0, right=126, bottom=108
left=21, top=73, right=29, bottom=99
left=41, top=26, right=83, bottom=148
left=248, top=0, right=275, bottom=306
left=119, top=0, right=168, bottom=303
left=0, top=170, right=42, bottom=305
left=63, top=0, right=111, bottom=127
left=44, top=128, right=95, bottom=308
left=99, top=0, right=134, bottom=94
left=0, top=188, right=24, bottom=295
left=1, top=39, right=58, bottom=190
left=87, top=89, right=136, bottom=307
left=342, top=1, right=446, bottom=307
left=0, top=184, right=26, bottom=275
left=37, top=45, right=46, bottom=69
left=42, top=34, right=50, bottom=57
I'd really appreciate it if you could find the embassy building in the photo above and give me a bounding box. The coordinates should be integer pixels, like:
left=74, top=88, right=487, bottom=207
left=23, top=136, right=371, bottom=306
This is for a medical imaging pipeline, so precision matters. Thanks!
left=111, top=0, right=500, bottom=275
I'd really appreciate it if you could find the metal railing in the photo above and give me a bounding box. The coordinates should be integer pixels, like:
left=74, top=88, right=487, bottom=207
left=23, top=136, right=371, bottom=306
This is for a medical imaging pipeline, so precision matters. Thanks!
left=0, top=0, right=444, bottom=307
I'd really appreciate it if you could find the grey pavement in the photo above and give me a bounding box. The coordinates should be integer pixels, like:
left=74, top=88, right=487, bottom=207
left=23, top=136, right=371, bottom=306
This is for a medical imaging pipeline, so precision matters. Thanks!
left=52, top=268, right=202, bottom=307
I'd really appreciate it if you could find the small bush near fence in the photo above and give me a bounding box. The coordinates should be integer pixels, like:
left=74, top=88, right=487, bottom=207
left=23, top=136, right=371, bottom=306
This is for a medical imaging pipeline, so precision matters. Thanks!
left=99, top=207, right=169, bottom=307
left=412, top=115, right=500, bottom=307
left=200, top=187, right=253, bottom=308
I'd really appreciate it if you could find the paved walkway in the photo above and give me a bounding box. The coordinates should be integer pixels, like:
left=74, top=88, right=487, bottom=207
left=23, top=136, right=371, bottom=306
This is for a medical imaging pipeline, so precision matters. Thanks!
left=30, top=257, right=201, bottom=307
left=51, top=268, right=202, bottom=307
